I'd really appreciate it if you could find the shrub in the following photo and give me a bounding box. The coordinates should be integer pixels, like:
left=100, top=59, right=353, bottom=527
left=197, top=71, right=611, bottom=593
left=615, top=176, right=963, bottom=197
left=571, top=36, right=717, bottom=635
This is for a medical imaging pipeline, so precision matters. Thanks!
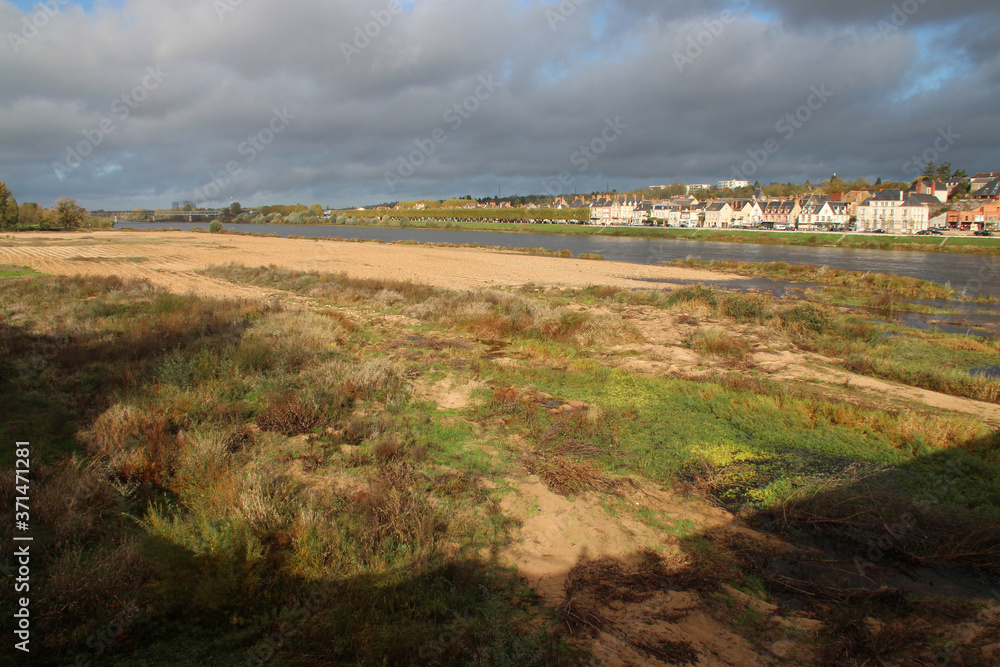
left=358, top=463, right=438, bottom=559
left=664, top=284, right=719, bottom=311
left=777, top=304, right=830, bottom=333
left=209, top=220, right=223, bottom=233
left=686, top=328, right=752, bottom=358
left=256, top=395, right=322, bottom=436
left=721, top=293, right=769, bottom=323
left=84, top=405, right=177, bottom=484
left=223, top=424, right=256, bottom=453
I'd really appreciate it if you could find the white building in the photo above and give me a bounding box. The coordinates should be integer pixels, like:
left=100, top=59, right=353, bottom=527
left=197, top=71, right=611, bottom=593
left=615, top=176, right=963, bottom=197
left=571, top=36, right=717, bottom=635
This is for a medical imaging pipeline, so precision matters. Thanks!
left=855, top=190, right=930, bottom=233
left=718, top=179, right=750, bottom=190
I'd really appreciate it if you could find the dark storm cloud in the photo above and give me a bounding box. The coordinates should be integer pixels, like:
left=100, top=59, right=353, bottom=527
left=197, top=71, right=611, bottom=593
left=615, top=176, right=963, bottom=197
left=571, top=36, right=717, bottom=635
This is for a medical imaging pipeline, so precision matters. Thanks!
left=0, top=0, right=997, bottom=209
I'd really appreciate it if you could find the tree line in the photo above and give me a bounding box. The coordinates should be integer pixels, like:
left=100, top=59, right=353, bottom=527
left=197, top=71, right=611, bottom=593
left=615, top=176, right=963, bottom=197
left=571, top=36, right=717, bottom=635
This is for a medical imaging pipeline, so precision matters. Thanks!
left=0, top=183, right=108, bottom=230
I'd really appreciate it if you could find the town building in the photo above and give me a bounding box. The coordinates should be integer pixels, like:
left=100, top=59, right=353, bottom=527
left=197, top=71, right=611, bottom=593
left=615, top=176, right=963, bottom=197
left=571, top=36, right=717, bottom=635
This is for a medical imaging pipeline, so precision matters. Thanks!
left=946, top=203, right=1000, bottom=231
left=855, top=189, right=930, bottom=232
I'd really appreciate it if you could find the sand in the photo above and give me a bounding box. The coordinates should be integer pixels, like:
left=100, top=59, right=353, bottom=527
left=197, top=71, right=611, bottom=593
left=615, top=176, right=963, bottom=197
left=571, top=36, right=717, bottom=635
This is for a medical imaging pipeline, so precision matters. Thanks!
left=0, top=229, right=739, bottom=298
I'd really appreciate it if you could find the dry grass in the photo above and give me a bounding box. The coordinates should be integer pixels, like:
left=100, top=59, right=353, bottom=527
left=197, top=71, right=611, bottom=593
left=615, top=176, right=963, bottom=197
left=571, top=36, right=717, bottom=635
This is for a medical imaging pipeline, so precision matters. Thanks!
left=256, top=395, right=323, bottom=436
left=83, top=405, right=177, bottom=485
left=222, top=423, right=256, bottom=453
left=523, top=453, right=619, bottom=496
left=686, top=327, right=752, bottom=358
left=358, top=463, right=439, bottom=559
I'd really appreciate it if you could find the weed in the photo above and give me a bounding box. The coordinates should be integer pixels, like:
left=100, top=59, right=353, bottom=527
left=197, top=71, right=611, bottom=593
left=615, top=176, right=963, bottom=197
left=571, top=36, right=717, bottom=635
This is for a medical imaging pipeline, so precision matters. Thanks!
left=686, top=327, right=752, bottom=358
left=256, top=395, right=322, bottom=436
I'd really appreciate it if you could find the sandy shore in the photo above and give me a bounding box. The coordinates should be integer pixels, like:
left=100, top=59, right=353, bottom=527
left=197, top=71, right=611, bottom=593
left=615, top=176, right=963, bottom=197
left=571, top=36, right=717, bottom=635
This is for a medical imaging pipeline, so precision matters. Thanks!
left=0, top=230, right=740, bottom=298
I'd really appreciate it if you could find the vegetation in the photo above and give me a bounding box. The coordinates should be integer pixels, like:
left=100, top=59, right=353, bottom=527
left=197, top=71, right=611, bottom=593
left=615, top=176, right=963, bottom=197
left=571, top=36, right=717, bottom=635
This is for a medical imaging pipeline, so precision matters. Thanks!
left=669, top=259, right=962, bottom=300
left=342, top=207, right=590, bottom=222
left=0, top=182, right=18, bottom=229
left=0, top=184, right=111, bottom=230
left=3, top=261, right=998, bottom=665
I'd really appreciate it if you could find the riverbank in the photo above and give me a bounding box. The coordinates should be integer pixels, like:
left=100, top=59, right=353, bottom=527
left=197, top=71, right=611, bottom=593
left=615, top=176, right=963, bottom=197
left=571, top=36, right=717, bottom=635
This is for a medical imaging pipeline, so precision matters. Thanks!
left=329, top=216, right=1000, bottom=254
left=0, top=230, right=736, bottom=296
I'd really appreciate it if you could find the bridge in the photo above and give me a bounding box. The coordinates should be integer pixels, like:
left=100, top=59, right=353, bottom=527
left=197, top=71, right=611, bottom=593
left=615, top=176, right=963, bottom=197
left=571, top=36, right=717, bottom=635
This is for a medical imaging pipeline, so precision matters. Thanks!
left=92, top=209, right=255, bottom=222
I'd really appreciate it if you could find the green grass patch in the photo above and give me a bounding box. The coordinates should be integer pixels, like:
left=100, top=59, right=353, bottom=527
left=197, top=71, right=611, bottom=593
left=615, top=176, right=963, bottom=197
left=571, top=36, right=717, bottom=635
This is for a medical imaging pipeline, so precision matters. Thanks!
left=0, top=264, right=39, bottom=277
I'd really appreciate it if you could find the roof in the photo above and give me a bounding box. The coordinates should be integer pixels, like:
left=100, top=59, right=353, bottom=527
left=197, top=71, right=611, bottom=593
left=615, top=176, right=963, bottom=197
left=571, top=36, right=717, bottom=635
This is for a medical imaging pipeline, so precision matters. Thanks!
left=975, top=177, right=1000, bottom=198
left=872, top=189, right=904, bottom=201
left=907, top=193, right=944, bottom=206
left=706, top=202, right=730, bottom=211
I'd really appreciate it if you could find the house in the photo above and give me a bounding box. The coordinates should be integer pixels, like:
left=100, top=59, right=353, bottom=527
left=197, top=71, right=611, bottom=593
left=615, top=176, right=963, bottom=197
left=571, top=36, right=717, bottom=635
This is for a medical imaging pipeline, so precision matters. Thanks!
left=588, top=196, right=644, bottom=225
left=659, top=203, right=697, bottom=227
left=760, top=199, right=801, bottom=228
left=798, top=201, right=850, bottom=231
left=855, top=189, right=930, bottom=232
left=970, top=173, right=1000, bottom=193
left=650, top=203, right=676, bottom=223
left=841, top=190, right=873, bottom=218
left=910, top=180, right=950, bottom=203
left=971, top=177, right=1000, bottom=200
left=730, top=199, right=764, bottom=227
left=946, top=203, right=1000, bottom=231
left=704, top=202, right=734, bottom=227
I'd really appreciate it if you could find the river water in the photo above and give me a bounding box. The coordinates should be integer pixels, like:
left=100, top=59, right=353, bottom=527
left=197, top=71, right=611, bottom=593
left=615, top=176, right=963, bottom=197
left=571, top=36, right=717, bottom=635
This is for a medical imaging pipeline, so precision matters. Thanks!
left=117, top=221, right=1000, bottom=299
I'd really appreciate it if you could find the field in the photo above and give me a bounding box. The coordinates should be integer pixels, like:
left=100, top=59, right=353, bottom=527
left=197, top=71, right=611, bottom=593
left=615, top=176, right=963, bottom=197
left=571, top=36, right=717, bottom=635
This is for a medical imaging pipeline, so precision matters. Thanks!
left=2, top=230, right=1000, bottom=666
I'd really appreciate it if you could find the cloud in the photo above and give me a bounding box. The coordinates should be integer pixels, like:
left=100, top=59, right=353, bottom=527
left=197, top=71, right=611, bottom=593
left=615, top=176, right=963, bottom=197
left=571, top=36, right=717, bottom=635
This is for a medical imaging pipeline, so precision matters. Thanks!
left=0, top=0, right=997, bottom=209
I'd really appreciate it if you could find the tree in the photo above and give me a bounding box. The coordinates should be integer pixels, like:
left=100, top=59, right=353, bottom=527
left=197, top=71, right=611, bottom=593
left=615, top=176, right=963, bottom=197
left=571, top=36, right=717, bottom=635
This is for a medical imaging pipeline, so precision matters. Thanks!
left=0, top=182, right=18, bottom=229
left=18, top=202, right=41, bottom=227
left=217, top=202, right=239, bottom=224
left=55, top=197, right=87, bottom=228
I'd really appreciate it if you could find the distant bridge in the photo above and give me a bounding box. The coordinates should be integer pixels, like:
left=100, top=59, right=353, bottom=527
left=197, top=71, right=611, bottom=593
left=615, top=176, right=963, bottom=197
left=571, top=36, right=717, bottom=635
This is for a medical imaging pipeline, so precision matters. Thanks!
left=93, top=209, right=255, bottom=222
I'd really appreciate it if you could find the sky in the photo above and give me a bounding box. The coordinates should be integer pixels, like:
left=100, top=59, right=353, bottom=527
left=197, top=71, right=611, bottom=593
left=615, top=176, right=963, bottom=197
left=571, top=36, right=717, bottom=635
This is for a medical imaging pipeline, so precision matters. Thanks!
left=1, top=0, right=998, bottom=210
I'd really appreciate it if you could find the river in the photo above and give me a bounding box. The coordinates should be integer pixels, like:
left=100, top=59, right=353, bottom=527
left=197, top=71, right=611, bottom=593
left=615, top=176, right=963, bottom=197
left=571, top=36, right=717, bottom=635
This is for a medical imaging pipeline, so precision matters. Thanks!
left=117, top=221, right=1000, bottom=299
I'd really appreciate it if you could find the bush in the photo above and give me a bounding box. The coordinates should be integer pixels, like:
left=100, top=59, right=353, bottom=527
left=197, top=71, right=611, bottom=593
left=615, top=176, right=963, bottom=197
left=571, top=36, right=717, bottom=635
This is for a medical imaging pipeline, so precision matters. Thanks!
left=209, top=220, right=223, bottom=233
left=256, top=395, right=322, bottom=436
